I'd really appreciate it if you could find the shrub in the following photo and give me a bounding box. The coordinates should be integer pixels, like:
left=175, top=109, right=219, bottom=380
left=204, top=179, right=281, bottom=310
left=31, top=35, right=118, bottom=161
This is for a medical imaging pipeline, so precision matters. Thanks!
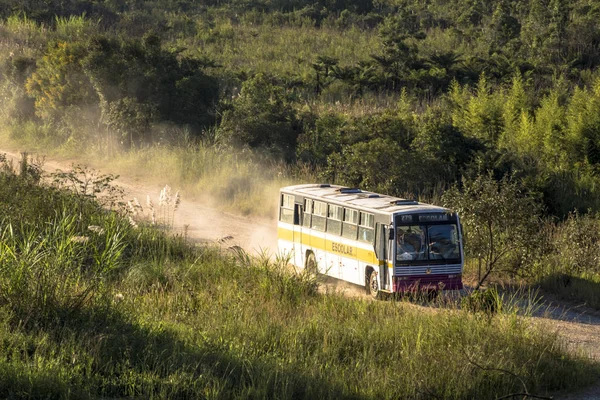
left=218, top=73, right=301, bottom=161
left=462, top=287, right=503, bottom=314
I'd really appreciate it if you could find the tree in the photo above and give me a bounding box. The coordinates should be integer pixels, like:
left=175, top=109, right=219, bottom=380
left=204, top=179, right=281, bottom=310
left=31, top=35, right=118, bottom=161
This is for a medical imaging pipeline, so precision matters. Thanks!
left=449, top=75, right=504, bottom=144
left=25, top=41, right=98, bottom=122
left=520, top=0, right=550, bottom=66
left=371, top=13, right=424, bottom=90
left=218, top=73, right=300, bottom=161
left=82, top=34, right=218, bottom=136
left=412, top=107, right=484, bottom=183
left=311, top=55, right=338, bottom=94
left=565, top=78, right=600, bottom=166
left=325, top=137, right=435, bottom=197
left=24, top=34, right=218, bottom=149
left=296, top=112, right=346, bottom=166
left=488, top=0, right=521, bottom=53
left=547, top=0, right=569, bottom=63
left=442, top=174, right=542, bottom=288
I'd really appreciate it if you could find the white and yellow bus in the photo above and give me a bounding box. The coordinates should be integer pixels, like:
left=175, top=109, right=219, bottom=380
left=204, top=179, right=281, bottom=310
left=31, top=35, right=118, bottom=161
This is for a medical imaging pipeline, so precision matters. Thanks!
left=277, top=184, right=464, bottom=297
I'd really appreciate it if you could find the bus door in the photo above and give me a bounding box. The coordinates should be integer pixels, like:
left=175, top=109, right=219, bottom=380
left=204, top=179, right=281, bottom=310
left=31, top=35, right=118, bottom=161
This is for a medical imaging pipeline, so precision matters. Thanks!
left=375, top=223, right=391, bottom=291
left=293, top=203, right=303, bottom=267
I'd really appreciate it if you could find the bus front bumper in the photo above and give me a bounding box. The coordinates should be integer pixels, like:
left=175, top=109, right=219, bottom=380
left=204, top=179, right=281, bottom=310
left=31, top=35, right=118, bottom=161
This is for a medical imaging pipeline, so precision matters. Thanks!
left=393, top=274, right=463, bottom=292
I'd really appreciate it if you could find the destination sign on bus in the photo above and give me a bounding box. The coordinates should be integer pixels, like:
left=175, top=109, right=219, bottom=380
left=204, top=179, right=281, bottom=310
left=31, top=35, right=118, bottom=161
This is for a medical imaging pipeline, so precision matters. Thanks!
left=418, top=214, right=450, bottom=222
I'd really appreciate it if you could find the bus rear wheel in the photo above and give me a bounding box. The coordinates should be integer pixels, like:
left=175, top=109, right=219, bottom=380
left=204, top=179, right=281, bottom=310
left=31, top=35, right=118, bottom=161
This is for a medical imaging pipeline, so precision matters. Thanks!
left=367, top=270, right=380, bottom=299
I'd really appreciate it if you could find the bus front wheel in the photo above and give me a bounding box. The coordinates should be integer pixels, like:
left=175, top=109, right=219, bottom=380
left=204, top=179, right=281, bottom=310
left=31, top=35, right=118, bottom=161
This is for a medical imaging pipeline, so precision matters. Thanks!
left=367, top=270, right=380, bottom=299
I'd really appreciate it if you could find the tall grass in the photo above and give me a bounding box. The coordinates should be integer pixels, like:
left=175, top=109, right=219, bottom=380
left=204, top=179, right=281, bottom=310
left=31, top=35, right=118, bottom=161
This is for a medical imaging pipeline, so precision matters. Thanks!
left=0, top=163, right=597, bottom=398
left=94, top=144, right=317, bottom=218
left=183, top=19, right=381, bottom=79
left=0, top=127, right=312, bottom=218
left=53, top=15, right=100, bottom=41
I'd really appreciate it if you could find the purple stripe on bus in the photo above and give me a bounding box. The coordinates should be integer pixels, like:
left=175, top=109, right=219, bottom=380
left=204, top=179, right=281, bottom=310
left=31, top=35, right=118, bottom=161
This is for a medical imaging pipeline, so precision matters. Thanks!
left=393, top=275, right=463, bottom=292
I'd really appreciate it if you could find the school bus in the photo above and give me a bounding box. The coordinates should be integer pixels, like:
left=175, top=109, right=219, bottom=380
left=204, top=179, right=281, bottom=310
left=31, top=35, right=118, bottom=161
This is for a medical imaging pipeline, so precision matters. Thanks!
left=277, top=184, right=464, bottom=297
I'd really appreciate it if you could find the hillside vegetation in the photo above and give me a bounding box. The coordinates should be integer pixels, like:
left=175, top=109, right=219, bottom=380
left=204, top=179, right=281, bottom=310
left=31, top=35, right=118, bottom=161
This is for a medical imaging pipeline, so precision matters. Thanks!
left=0, top=157, right=598, bottom=398
left=2, top=2, right=600, bottom=396
left=2, top=0, right=600, bottom=304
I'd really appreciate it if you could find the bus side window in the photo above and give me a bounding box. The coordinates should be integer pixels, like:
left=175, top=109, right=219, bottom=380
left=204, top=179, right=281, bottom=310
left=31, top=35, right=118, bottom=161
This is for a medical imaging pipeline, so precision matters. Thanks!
left=358, top=212, right=374, bottom=243
left=327, top=204, right=343, bottom=236
left=342, top=208, right=358, bottom=239
left=279, top=193, right=294, bottom=224
left=303, top=199, right=313, bottom=228
left=311, top=201, right=327, bottom=232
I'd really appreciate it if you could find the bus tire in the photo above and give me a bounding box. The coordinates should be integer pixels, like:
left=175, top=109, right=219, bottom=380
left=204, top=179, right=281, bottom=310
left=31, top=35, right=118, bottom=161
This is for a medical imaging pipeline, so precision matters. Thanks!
left=367, top=269, right=380, bottom=299
left=305, top=252, right=318, bottom=278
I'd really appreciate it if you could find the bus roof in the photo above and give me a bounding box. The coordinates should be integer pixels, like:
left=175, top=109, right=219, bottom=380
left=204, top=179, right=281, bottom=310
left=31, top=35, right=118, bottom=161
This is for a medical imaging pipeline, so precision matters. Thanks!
left=280, top=184, right=449, bottom=215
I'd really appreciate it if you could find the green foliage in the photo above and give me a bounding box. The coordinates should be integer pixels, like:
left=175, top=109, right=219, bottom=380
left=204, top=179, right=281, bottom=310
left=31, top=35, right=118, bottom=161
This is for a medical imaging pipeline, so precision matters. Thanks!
left=328, top=137, right=430, bottom=195
left=297, top=111, right=346, bottom=165
left=488, top=0, right=521, bottom=53
left=450, top=75, right=505, bottom=144
left=442, top=174, right=543, bottom=287
left=565, top=78, right=600, bottom=165
left=371, top=13, right=423, bottom=90
left=84, top=34, right=219, bottom=136
left=0, top=54, right=36, bottom=122
left=218, top=73, right=301, bottom=160
left=412, top=106, right=485, bottom=182
left=25, top=40, right=98, bottom=122
left=21, top=33, right=219, bottom=150
left=548, top=211, right=600, bottom=277
left=500, top=72, right=531, bottom=151
left=0, top=155, right=599, bottom=398
left=532, top=86, right=568, bottom=166
left=461, top=287, right=503, bottom=315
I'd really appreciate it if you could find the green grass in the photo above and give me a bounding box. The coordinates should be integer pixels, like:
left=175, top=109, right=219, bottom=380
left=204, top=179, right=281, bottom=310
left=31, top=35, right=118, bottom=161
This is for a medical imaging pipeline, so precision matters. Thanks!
left=0, top=128, right=316, bottom=218
left=181, top=19, right=381, bottom=79
left=93, top=144, right=316, bottom=218
left=538, top=273, right=600, bottom=309
left=0, top=157, right=598, bottom=398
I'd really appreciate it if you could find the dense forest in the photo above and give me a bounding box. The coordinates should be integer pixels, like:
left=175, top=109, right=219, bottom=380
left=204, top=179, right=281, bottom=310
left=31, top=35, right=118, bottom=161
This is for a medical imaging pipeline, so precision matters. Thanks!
left=1, top=0, right=600, bottom=292
left=3, top=0, right=600, bottom=213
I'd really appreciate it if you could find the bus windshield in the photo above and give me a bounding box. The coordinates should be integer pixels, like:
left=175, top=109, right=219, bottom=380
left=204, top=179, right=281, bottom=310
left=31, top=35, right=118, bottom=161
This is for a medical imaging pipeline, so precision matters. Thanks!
left=396, top=223, right=460, bottom=263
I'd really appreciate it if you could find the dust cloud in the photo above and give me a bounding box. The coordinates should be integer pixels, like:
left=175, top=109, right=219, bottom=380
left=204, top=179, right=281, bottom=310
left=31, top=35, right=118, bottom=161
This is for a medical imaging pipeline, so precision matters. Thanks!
left=0, top=146, right=282, bottom=256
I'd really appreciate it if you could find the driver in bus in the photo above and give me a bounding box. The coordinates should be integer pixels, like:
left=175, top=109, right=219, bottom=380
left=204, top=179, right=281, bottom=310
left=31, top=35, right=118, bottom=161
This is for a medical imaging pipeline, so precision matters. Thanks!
left=429, top=226, right=457, bottom=260
left=397, top=228, right=424, bottom=260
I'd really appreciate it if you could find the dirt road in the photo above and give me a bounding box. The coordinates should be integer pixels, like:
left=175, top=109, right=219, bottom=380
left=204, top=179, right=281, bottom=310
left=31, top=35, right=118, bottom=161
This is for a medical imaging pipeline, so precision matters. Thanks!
left=2, top=149, right=279, bottom=253
left=2, top=148, right=600, bottom=398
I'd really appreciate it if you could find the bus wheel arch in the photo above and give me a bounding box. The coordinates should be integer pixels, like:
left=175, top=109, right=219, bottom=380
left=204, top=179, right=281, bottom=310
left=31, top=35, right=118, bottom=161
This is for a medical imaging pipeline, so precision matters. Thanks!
left=305, top=251, right=318, bottom=277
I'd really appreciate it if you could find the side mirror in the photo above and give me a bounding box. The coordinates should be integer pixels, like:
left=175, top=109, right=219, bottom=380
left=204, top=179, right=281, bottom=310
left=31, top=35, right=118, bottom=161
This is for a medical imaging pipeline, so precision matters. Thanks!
left=388, top=227, right=395, bottom=240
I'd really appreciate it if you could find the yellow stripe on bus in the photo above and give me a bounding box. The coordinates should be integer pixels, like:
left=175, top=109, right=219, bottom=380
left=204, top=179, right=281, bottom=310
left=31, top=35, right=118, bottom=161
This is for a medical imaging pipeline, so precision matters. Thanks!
left=278, top=226, right=379, bottom=265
